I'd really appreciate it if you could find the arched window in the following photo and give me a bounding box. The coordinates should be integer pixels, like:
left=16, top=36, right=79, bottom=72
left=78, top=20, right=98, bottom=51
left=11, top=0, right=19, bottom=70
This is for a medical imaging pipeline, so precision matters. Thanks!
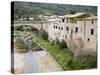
left=54, top=25, right=55, bottom=29
left=92, top=20, right=94, bottom=24
left=59, top=27, right=60, bottom=30
left=56, top=26, right=57, bottom=29
left=87, top=38, right=90, bottom=41
left=62, top=19, right=65, bottom=23
left=75, top=27, right=78, bottom=33
left=91, top=29, right=94, bottom=35
left=61, top=27, right=63, bottom=30
left=66, top=26, right=69, bottom=31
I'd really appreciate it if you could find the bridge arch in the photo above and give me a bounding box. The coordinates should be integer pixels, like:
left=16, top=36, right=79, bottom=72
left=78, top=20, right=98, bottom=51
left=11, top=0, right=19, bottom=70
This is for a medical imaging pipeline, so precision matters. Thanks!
left=14, top=25, right=39, bottom=32
left=14, top=21, right=43, bottom=31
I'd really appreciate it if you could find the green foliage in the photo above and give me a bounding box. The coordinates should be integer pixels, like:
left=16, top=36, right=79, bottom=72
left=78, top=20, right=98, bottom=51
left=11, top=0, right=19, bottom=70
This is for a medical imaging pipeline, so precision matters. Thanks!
left=35, top=37, right=97, bottom=70
left=66, top=56, right=97, bottom=70
left=54, top=39, right=60, bottom=46
left=69, top=10, right=76, bottom=14
left=51, top=40, right=55, bottom=46
left=69, top=18, right=77, bottom=23
left=29, top=40, right=42, bottom=51
left=50, top=39, right=67, bottom=49
left=69, top=13, right=91, bottom=23
left=15, top=39, right=28, bottom=52
left=41, top=30, right=48, bottom=40
left=15, top=26, right=24, bottom=31
left=76, top=13, right=91, bottom=20
left=14, top=1, right=97, bottom=20
left=58, top=40, right=68, bottom=49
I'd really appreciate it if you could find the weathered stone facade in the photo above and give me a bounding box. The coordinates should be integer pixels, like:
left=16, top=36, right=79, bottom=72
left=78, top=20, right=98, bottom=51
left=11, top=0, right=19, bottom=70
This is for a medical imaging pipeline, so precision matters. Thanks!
left=46, top=13, right=97, bottom=56
left=14, top=13, right=97, bottom=56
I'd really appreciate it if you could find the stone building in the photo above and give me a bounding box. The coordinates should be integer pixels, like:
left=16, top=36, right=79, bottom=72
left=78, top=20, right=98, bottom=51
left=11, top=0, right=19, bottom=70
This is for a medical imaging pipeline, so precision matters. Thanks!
left=46, top=13, right=97, bottom=56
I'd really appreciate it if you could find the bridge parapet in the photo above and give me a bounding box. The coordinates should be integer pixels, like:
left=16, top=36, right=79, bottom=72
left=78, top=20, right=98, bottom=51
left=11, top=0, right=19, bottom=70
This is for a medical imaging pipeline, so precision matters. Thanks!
left=13, top=20, right=49, bottom=32
left=14, top=20, right=43, bottom=24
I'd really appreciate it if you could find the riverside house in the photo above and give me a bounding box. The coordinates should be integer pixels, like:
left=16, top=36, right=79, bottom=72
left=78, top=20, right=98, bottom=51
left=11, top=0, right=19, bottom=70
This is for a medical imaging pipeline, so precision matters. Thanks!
left=45, top=13, right=97, bottom=56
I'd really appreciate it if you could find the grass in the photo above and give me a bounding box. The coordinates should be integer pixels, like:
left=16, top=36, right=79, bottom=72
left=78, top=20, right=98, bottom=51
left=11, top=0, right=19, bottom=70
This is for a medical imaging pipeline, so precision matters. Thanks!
left=28, top=39, right=42, bottom=51
left=35, top=36, right=97, bottom=70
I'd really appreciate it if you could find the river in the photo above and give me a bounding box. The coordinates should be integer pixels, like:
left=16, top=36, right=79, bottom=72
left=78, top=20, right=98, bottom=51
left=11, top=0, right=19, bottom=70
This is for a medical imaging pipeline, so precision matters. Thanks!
left=13, top=33, right=62, bottom=74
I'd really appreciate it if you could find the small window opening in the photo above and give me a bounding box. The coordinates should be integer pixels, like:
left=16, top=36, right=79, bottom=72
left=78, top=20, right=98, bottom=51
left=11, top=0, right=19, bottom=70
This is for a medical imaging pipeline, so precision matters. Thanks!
left=59, top=27, right=60, bottom=30
left=75, top=27, right=78, bottom=33
left=54, top=25, right=55, bottom=29
left=61, top=27, right=63, bottom=30
left=87, top=38, right=90, bottom=41
left=92, top=20, right=94, bottom=24
left=66, top=26, right=69, bottom=31
left=62, top=19, right=65, bottom=23
left=56, top=26, right=57, bottom=29
left=91, top=29, right=94, bottom=35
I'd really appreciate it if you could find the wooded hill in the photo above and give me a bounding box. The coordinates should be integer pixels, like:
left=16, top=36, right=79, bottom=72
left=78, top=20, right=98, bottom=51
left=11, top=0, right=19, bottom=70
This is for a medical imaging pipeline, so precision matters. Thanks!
left=13, top=1, right=97, bottom=20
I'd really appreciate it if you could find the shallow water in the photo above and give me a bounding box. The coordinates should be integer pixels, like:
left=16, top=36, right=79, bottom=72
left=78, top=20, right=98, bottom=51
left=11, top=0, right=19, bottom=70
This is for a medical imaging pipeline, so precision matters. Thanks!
left=24, top=50, right=39, bottom=73
left=14, top=35, right=42, bottom=73
left=14, top=49, right=48, bottom=73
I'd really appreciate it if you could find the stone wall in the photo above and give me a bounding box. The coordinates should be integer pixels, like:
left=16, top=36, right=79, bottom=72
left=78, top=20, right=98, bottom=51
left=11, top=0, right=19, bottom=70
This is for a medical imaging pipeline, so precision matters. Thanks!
left=48, top=18, right=97, bottom=56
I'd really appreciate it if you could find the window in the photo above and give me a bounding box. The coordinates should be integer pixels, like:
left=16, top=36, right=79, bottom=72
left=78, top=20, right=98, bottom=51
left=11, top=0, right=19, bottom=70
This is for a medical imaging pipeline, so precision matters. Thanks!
left=66, top=26, right=69, bottom=31
left=59, top=27, right=60, bottom=30
left=54, top=25, right=55, bottom=29
left=91, top=29, right=94, bottom=35
left=75, top=27, right=78, bottom=33
left=92, top=20, right=94, bottom=24
left=87, top=38, right=90, bottom=41
left=56, top=26, right=57, bottom=29
left=62, top=19, right=65, bottom=23
left=61, top=27, right=63, bottom=30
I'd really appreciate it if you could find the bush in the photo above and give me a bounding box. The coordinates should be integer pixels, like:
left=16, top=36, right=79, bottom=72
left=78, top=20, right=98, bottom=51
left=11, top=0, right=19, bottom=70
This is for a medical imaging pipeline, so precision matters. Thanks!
left=69, top=10, right=76, bottom=14
left=15, top=26, right=24, bottom=31
left=50, top=40, right=55, bottom=46
left=66, top=56, right=97, bottom=70
left=55, top=39, right=60, bottom=45
left=15, top=39, right=28, bottom=52
left=59, top=40, right=67, bottom=49
left=41, top=30, right=48, bottom=40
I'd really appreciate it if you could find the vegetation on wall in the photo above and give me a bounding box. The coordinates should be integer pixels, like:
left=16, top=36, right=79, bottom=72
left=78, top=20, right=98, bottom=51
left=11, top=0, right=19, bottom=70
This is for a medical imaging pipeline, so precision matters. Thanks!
left=69, top=13, right=91, bottom=23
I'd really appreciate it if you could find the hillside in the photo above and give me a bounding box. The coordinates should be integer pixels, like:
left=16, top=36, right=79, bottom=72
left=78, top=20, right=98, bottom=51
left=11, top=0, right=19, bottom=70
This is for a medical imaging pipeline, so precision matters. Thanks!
left=13, top=1, right=97, bottom=19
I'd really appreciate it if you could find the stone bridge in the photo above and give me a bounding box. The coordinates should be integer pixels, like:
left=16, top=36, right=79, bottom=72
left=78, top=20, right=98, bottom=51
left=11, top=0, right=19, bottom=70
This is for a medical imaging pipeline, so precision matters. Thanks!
left=13, top=20, right=43, bottom=30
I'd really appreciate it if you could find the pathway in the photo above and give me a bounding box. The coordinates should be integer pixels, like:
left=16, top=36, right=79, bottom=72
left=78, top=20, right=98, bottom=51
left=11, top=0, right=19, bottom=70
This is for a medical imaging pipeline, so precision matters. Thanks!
left=34, top=51, right=62, bottom=72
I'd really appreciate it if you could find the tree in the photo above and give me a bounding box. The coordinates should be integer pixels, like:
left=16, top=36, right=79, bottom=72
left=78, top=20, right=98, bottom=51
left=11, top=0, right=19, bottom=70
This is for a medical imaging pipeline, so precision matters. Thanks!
left=41, top=30, right=48, bottom=40
left=15, top=39, right=28, bottom=52
left=59, top=40, right=67, bottom=49
left=69, top=10, right=76, bottom=14
left=15, top=26, right=24, bottom=31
